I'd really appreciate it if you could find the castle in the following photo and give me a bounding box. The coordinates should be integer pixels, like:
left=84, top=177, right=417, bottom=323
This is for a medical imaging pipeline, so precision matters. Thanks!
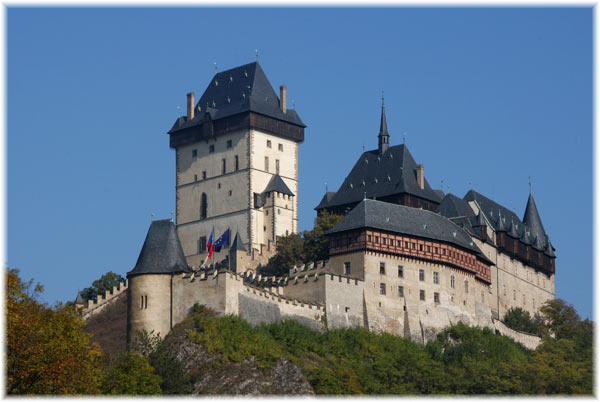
left=78, top=61, right=555, bottom=349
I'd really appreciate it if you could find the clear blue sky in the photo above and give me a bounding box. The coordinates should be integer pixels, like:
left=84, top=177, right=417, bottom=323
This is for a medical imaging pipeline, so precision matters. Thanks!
left=7, top=7, right=593, bottom=319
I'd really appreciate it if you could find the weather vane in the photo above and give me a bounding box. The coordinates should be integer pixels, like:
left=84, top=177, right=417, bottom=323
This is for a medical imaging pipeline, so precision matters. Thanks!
left=528, top=176, right=532, bottom=193
left=403, top=132, right=406, bottom=144
left=177, top=105, right=181, bottom=118
left=255, top=49, right=259, bottom=61
left=214, top=62, right=218, bottom=72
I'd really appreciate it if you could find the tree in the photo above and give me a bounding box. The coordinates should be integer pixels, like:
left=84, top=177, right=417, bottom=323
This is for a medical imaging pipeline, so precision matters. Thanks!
left=502, top=307, right=544, bottom=336
left=101, top=353, right=162, bottom=395
left=79, top=271, right=124, bottom=302
left=6, top=269, right=104, bottom=395
left=303, top=211, right=343, bottom=262
left=539, top=299, right=584, bottom=340
left=266, top=233, right=306, bottom=277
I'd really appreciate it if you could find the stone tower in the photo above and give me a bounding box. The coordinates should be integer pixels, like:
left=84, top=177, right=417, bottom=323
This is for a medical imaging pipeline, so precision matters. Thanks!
left=168, top=62, right=305, bottom=267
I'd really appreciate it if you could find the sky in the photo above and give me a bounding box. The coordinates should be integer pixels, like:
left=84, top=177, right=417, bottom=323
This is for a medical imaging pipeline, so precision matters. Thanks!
left=6, top=7, right=593, bottom=319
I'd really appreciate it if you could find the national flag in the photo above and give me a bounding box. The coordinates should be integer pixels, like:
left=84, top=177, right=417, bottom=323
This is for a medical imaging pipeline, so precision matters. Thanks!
left=207, top=229, right=214, bottom=259
left=214, top=229, right=230, bottom=252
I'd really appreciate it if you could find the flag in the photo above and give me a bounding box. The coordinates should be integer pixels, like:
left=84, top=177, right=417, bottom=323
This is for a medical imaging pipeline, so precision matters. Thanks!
left=214, top=229, right=230, bottom=252
left=207, top=229, right=214, bottom=259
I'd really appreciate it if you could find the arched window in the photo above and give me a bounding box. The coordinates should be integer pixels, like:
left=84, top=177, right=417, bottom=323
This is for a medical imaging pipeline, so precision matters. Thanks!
left=201, top=193, right=207, bottom=219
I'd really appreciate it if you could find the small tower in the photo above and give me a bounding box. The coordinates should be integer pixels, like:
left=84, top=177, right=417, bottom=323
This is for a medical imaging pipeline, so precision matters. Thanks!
left=378, top=94, right=390, bottom=155
left=126, top=220, right=192, bottom=347
left=229, top=231, right=248, bottom=273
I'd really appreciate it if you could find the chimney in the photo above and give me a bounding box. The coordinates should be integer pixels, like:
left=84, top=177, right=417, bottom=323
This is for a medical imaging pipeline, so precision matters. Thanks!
left=187, top=92, right=195, bottom=120
left=280, top=85, right=287, bottom=113
left=416, top=164, right=425, bottom=190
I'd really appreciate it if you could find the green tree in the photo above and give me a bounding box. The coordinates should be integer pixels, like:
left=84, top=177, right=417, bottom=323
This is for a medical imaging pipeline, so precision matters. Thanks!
left=266, top=233, right=305, bottom=277
left=502, top=307, right=544, bottom=336
left=149, top=344, right=194, bottom=394
left=303, top=211, right=343, bottom=262
left=79, top=271, right=124, bottom=302
left=101, top=353, right=162, bottom=395
left=6, top=269, right=104, bottom=395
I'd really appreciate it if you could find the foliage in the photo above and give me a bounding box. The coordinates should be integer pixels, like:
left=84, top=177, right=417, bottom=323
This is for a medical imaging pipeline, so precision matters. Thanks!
left=101, top=353, right=162, bottom=395
left=79, top=271, right=124, bottom=302
left=266, top=211, right=343, bottom=277
left=502, top=307, right=545, bottom=336
left=6, top=269, right=104, bottom=395
left=130, top=330, right=161, bottom=357
left=149, top=342, right=194, bottom=394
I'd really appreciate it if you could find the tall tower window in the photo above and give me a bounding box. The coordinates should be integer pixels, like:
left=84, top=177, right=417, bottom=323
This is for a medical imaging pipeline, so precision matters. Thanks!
left=227, top=140, right=232, bottom=148
left=235, top=155, right=239, bottom=171
left=267, top=140, right=272, bottom=148
left=276, top=159, right=280, bottom=174
left=200, top=193, right=207, bottom=219
left=278, top=143, right=283, bottom=151
left=222, top=158, right=226, bottom=174
left=265, top=157, right=269, bottom=172
left=198, top=236, right=207, bottom=252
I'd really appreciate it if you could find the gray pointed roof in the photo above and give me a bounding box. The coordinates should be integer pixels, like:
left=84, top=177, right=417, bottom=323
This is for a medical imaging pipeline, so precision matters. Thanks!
left=231, top=232, right=247, bottom=252
left=379, top=102, right=389, bottom=138
left=473, top=210, right=486, bottom=227
left=315, top=191, right=336, bottom=210
left=437, top=193, right=476, bottom=220
left=127, top=220, right=192, bottom=277
left=319, top=144, right=442, bottom=210
left=495, top=214, right=507, bottom=232
left=545, top=236, right=556, bottom=257
left=329, top=199, right=492, bottom=264
left=75, top=292, right=86, bottom=305
left=520, top=228, right=532, bottom=245
left=522, top=193, right=547, bottom=247
left=507, top=221, right=519, bottom=238
left=169, top=62, right=305, bottom=133
left=264, top=174, right=294, bottom=196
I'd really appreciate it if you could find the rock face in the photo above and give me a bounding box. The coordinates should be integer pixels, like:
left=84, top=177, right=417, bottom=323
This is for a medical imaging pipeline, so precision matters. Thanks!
left=162, top=315, right=315, bottom=395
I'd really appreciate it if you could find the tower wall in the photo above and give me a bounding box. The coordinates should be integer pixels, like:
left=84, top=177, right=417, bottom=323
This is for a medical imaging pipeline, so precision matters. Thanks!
left=127, top=274, right=173, bottom=346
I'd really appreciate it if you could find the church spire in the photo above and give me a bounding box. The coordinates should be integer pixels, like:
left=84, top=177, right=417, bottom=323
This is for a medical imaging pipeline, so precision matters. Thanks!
left=378, top=91, right=390, bottom=155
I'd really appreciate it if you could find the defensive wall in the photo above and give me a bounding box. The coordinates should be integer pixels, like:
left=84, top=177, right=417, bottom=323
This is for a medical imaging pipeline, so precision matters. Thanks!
left=81, top=280, right=128, bottom=320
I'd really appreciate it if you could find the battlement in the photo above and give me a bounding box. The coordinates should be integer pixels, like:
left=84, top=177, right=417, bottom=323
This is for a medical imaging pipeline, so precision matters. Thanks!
left=82, top=280, right=128, bottom=319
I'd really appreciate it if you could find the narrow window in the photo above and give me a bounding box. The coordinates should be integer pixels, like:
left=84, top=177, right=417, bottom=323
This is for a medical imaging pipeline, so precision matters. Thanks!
left=389, top=239, right=394, bottom=246
left=200, top=193, right=207, bottom=219
left=192, top=149, right=197, bottom=158
left=433, top=271, right=439, bottom=284
left=435, top=247, right=438, bottom=254
left=533, top=298, right=536, bottom=309
left=465, top=280, right=469, bottom=294
left=276, top=159, right=280, bottom=174
left=523, top=294, right=526, bottom=306
left=265, top=156, right=269, bottom=172
left=434, top=292, right=440, bottom=303
left=398, top=286, right=404, bottom=297
left=379, top=262, right=386, bottom=275
left=267, top=140, right=272, bottom=148
left=375, top=236, right=379, bottom=243
left=229, top=190, right=232, bottom=196
left=419, top=269, right=425, bottom=281
left=222, top=158, right=226, bottom=174
left=412, top=243, right=416, bottom=249
left=419, top=244, right=423, bottom=251
left=202, top=171, right=207, bottom=180
left=194, top=174, right=198, bottom=182
left=404, top=242, right=408, bottom=248
left=503, top=285, right=506, bottom=296
left=380, top=283, right=386, bottom=295
left=368, top=235, right=372, bottom=242
left=235, top=155, right=239, bottom=171
left=344, top=262, right=351, bottom=275
left=198, top=236, right=207, bottom=253
left=513, top=289, right=516, bottom=301
left=144, top=295, right=148, bottom=309
left=398, top=266, right=404, bottom=278
left=451, top=275, right=455, bottom=289
left=278, top=143, right=283, bottom=151
left=140, top=295, right=144, bottom=309
left=209, top=145, right=214, bottom=153
left=227, top=139, right=232, bottom=148
left=420, top=290, right=425, bottom=301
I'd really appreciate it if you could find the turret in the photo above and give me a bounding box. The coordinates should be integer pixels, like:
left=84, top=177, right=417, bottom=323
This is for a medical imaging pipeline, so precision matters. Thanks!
left=229, top=232, right=249, bottom=273
left=378, top=95, right=390, bottom=156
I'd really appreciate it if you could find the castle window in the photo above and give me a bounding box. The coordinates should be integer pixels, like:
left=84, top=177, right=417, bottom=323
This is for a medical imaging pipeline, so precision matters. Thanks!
left=451, top=275, right=455, bottom=289
left=218, top=183, right=221, bottom=189
left=209, top=145, right=214, bottom=153
left=523, top=294, right=526, bottom=306
left=465, top=280, right=469, bottom=294
left=398, top=286, right=404, bottom=297
left=222, top=159, right=226, bottom=174
left=434, top=292, right=440, bottom=304
left=267, top=140, right=272, bottom=148
left=198, top=236, right=207, bottom=253
left=278, top=209, right=281, bottom=215
left=276, top=159, right=280, bottom=174
left=389, top=239, right=394, bottom=246
left=145, top=296, right=147, bottom=308
left=229, top=190, right=232, bottom=196
left=533, top=298, right=536, bottom=309
left=419, top=269, right=425, bottom=281
left=375, top=236, right=379, bottom=243
left=379, top=262, right=385, bottom=275
left=435, top=247, right=438, bottom=254
left=202, top=171, right=207, bottom=180
left=235, top=155, right=239, bottom=171
left=264, top=226, right=266, bottom=231
left=412, top=243, right=416, bottom=249
left=503, top=285, right=506, bottom=296
left=266, top=210, right=269, bottom=216
left=382, top=238, right=387, bottom=245
left=427, top=246, right=431, bottom=252
left=420, top=290, right=425, bottom=301
left=398, top=266, right=404, bottom=278
left=278, top=143, right=283, bottom=151
left=265, top=157, right=269, bottom=172
left=443, top=249, right=446, bottom=255
left=344, top=262, right=351, bottom=275
left=513, top=289, right=516, bottom=301
left=368, top=235, right=372, bottom=242
left=200, top=193, right=207, bottom=219
left=140, top=295, right=148, bottom=309
left=227, top=140, right=232, bottom=148
left=380, top=283, right=386, bottom=295
left=194, top=174, right=198, bottom=182
left=192, top=149, right=197, bottom=158
left=433, top=271, right=439, bottom=284
left=482, top=291, right=485, bottom=303
left=419, top=244, right=423, bottom=251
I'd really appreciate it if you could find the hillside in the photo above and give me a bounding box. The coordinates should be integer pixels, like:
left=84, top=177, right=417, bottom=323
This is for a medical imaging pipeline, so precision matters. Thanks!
left=84, top=291, right=127, bottom=356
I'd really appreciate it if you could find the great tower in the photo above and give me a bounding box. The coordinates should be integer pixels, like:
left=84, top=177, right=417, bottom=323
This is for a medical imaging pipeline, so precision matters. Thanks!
left=168, top=62, right=305, bottom=268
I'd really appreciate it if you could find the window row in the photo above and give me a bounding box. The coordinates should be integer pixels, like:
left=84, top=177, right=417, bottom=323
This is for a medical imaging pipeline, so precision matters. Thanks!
left=266, top=139, right=284, bottom=151
left=191, top=140, right=235, bottom=158
left=379, top=283, right=440, bottom=303
left=192, top=156, right=240, bottom=182
left=264, top=157, right=281, bottom=174
left=364, top=235, right=477, bottom=264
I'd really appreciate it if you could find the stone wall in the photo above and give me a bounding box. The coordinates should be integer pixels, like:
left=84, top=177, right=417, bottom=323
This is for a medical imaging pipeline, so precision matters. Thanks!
left=82, top=280, right=128, bottom=320
left=493, top=319, right=541, bottom=350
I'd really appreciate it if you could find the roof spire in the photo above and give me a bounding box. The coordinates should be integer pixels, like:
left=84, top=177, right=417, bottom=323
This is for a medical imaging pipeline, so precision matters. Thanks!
left=378, top=90, right=390, bottom=156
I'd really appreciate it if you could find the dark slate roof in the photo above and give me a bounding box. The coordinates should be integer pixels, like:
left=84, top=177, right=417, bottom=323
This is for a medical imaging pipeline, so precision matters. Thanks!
left=231, top=232, right=247, bottom=252
left=463, top=190, right=522, bottom=232
left=315, top=192, right=336, bottom=210
left=169, top=62, right=305, bottom=133
left=437, top=193, right=476, bottom=220
left=264, top=174, right=294, bottom=196
left=522, top=193, right=547, bottom=247
left=320, top=144, right=442, bottom=210
left=75, top=292, right=85, bottom=305
left=127, top=220, right=192, bottom=277
left=329, top=199, right=491, bottom=263
left=433, top=189, right=445, bottom=199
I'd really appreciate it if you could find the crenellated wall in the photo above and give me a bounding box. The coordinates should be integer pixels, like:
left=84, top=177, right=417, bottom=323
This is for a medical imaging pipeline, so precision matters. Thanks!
left=82, top=280, right=128, bottom=320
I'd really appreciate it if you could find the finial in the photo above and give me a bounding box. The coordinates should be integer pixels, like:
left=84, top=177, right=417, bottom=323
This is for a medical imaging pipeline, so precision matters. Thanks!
left=447, top=184, right=451, bottom=193
left=292, top=99, right=296, bottom=109
left=151, top=213, right=155, bottom=221
left=170, top=211, right=174, bottom=222
left=255, top=49, right=259, bottom=61
left=363, top=191, right=367, bottom=200
left=214, top=62, right=218, bottom=72
left=469, top=181, right=472, bottom=190
left=403, top=132, right=406, bottom=144
left=325, top=182, right=328, bottom=193
left=441, top=179, right=444, bottom=190
left=177, top=105, right=181, bottom=118
left=362, top=143, right=365, bottom=152
left=381, top=89, right=385, bottom=107
left=528, top=176, right=532, bottom=193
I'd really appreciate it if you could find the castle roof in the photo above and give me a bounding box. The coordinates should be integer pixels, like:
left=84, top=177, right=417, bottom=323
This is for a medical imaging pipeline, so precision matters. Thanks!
left=264, top=174, right=294, bottom=196
left=231, top=232, right=247, bottom=252
left=169, top=62, right=305, bottom=134
left=319, top=144, right=442, bottom=210
left=127, top=219, right=192, bottom=277
left=522, top=193, right=547, bottom=247
left=315, top=191, right=336, bottom=210
left=329, top=199, right=492, bottom=264
left=75, top=292, right=85, bottom=306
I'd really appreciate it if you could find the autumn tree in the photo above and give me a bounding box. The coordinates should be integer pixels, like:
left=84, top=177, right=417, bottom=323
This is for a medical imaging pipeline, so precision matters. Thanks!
left=101, top=353, right=162, bottom=395
left=6, top=269, right=104, bottom=395
left=79, top=271, right=124, bottom=302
